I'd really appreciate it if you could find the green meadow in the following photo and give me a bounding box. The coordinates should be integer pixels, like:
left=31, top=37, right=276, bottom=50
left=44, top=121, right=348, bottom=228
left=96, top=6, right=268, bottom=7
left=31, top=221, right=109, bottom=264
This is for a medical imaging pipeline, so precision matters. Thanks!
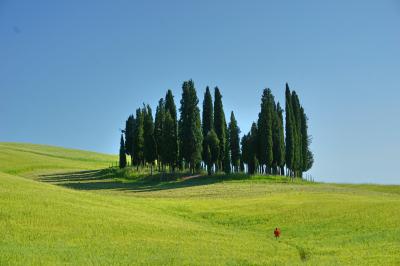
left=0, top=142, right=399, bottom=265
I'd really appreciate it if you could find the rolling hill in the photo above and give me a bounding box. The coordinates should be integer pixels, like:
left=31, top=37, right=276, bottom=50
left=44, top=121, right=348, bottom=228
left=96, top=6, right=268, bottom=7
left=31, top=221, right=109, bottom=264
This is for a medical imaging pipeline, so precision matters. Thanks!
left=0, top=143, right=399, bottom=265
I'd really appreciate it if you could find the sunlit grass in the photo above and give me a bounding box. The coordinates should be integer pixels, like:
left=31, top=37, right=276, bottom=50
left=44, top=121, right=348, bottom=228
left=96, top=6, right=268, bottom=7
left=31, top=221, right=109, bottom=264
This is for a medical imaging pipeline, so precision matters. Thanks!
left=1, top=143, right=399, bottom=265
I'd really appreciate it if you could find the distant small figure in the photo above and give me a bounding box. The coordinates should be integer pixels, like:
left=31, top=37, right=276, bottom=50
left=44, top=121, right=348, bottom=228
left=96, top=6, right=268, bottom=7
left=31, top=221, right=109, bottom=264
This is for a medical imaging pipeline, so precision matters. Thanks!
left=274, top=228, right=281, bottom=239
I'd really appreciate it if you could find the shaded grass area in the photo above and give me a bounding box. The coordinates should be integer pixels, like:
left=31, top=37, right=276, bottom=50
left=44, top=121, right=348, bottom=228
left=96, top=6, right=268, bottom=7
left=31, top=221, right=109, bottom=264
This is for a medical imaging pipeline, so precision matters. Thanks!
left=38, top=167, right=308, bottom=196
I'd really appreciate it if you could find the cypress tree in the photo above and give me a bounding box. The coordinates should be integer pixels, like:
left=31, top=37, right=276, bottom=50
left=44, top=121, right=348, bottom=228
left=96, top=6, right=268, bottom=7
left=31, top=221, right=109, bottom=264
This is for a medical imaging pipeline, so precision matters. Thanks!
left=300, top=107, right=314, bottom=173
left=164, top=90, right=178, bottom=170
left=241, top=133, right=249, bottom=173
left=124, top=115, right=135, bottom=166
left=223, top=122, right=231, bottom=174
left=291, top=91, right=303, bottom=177
left=275, top=103, right=286, bottom=175
left=162, top=112, right=178, bottom=172
left=202, top=86, right=214, bottom=169
left=248, top=122, right=259, bottom=175
left=213, top=87, right=226, bottom=172
left=154, top=98, right=165, bottom=170
left=119, top=134, right=127, bottom=169
left=204, top=129, right=219, bottom=175
left=133, top=108, right=144, bottom=169
left=285, top=84, right=295, bottom=177
left=143, top=104, right=157, bottom=175
left=229, top=111, right=241, bottom=172
left=179, top=80, right=203, bottom=173
left=257, top=88, right=274, bottom=174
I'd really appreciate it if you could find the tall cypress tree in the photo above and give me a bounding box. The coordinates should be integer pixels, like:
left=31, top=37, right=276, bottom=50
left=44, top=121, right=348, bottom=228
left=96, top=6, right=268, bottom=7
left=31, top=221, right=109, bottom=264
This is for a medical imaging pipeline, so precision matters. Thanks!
left=143, top=104, right=157, bottom=174
left=229, top=111, right=241, bottom=172
left=300, top=106, right=314, bottom=173
left=162, top=111, right=178, bottom=172
left=257, top=88, right=274, bottom=174
left=223, top=122, right=231, bottom=174
left=291, top=91, right=303, bottom=177
left=285, top=84, right=295, bottom=177
left=179, top=80, right=203, bottom=173
left=119, top=134, right=127, bottom=169
left=248, top=122, right=259, bottom=175
left=124, top=115, right=135, bottom=166
left=154, top=98, right=165, bottom=170
left=213, top=87, right=226, bottom=172
left=164, top=90, right=178, bottom=169
left=202, top=86, right=214, bottom=168
left=133, top=108, right=144, bottom=169
left=275, top=102, right=286, bottom=175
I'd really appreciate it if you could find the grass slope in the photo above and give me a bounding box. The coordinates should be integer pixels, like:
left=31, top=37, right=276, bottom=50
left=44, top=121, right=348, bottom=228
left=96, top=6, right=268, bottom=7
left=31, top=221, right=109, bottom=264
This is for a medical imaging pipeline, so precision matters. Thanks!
left=1, top=143, right=399, bottom=265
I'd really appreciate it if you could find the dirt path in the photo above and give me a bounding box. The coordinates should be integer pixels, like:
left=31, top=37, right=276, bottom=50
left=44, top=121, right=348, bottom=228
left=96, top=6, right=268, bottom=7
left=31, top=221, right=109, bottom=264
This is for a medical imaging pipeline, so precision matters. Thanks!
left=181, top=174, right=202, bottom=181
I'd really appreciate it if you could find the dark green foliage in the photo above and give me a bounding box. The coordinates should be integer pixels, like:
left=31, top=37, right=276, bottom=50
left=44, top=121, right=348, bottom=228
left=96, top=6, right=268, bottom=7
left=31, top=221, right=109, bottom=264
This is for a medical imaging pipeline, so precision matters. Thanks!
left=291, top=91, right=303, bottom=176
left=247, top=122, right=259, bottom=174
left=229, top=111, right=241, bottom=172
left=301, top=107, right=314, bottom=172
left=202, top=87, right=214, bottom=162
left=285, top=83, right=314, bottom=177
left=204, top=129, right=219, bottom=175
left=154, top=98, right=165, bottom=168
left=164, top=90, right=179, bottom=168
left=119, top=134, right=127, bottom=169
left=124, top=115, right=135, bottom=165
left=133, top=108, right=145, bottom=168
left=285, top=84, right=295, bottom=175
left=162, top=112, right=178, bottom=171
left=240, top=134, right=249, bottom=172
left=257, top=88, right=275, bottom=173
left=213, top=87, right=226, bottom=171
left=179, top=80, right=203, bottom=173
left=143, top=105, right=157, bottom=174
left=223, top=123, right=231, bottom=174
left=274, top=103, right=285, bottom=175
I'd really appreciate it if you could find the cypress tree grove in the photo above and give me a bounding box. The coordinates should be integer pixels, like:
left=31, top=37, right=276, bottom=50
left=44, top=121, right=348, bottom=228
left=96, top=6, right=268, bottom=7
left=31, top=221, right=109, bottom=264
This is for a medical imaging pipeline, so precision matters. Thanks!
left=133, top=108, right=144, bottom=170
left=119, top=134, right=127, bottom=169
left=164, top=90, right=179, bottom=170
left=202, top=86, right=214, bottom=170
left=229, top=111, right=241, bottom=172
left=213, top=87, right=226, bottom=172
left=124, top=114, right=135, bottom=166
left=118, top=80, right=314, bottom=177
left=154, top=98, right=165, bottom=171
left=179, top=80, right=203, bottom=173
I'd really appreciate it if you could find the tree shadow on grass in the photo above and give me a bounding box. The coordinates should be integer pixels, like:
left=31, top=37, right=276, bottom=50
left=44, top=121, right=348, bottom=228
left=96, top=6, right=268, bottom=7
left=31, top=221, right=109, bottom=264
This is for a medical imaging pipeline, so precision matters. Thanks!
left=39, top=169, right=255, bottom=193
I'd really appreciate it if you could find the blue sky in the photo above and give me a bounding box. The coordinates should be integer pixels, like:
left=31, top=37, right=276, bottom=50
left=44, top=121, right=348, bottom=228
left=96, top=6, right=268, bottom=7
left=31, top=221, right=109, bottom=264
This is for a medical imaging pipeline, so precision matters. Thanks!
left=1, top=0, right=400, bottom=184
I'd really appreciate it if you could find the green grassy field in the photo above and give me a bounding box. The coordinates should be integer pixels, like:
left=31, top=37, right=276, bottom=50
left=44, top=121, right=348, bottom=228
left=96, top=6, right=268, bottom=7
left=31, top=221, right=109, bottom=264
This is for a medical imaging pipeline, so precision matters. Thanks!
left=1, top=142, right=399, bottom=265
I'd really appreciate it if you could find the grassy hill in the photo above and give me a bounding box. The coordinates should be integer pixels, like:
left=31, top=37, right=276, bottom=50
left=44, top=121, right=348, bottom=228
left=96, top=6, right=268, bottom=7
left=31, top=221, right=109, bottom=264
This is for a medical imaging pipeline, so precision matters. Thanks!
left=0, top=143, right=399, bottom=265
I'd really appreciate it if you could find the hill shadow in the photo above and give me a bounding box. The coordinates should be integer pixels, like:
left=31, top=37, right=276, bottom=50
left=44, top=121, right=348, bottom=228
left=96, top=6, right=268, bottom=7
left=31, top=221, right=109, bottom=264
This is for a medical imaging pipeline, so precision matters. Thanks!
left=39, top=169, right=254, bottom=193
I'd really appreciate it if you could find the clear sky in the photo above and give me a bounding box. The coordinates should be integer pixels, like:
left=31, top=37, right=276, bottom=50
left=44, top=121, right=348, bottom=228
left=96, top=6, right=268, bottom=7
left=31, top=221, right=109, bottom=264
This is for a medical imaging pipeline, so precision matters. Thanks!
left=1, top=0, right=400, bottom=184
